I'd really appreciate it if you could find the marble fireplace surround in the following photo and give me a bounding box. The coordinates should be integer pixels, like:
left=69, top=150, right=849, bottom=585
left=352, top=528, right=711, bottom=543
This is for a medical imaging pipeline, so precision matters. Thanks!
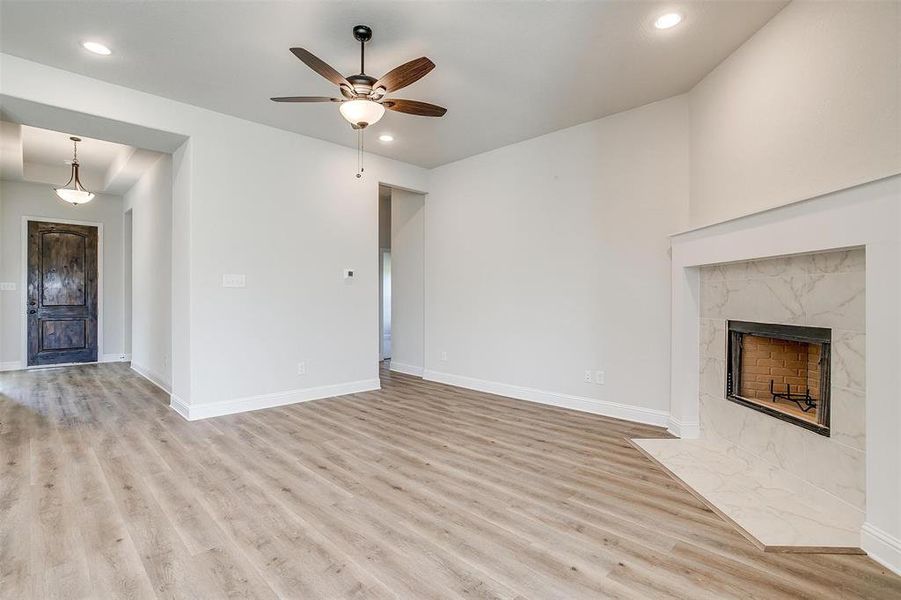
left=650, top=175, right=901, bottom=574
left=699, top=248, right=865, bottom=507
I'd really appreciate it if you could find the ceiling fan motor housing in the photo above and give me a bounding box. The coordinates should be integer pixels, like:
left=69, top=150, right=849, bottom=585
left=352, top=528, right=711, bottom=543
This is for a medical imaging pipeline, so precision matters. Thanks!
left=347, top=74, right=377, bottom=97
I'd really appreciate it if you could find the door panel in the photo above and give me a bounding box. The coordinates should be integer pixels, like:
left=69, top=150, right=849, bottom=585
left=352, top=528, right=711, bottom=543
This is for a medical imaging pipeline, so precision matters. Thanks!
left=27, top=221, right=98, bottom=366
left=41, top=320, right=87, bottom=350
left=41, top=231, right=87, bottom=305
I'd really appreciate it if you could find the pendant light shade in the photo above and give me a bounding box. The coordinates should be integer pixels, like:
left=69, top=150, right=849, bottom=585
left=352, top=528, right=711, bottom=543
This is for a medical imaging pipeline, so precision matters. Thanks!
left=54, top=137, right=94, bottom=205
left=339, top=99, right=385, bottom=128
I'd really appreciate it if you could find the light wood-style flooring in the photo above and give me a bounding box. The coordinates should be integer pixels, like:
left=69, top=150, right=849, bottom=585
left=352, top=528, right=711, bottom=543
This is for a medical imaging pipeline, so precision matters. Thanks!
left=1, top=363, right=899, bottom=599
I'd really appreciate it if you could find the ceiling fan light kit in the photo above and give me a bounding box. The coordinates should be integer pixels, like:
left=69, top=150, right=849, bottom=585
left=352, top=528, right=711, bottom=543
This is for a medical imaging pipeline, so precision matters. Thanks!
left=54, top=136, right=95, bottom=205
left=272, top=24, right=446, bottom=176
left=339, top=99, right=385, bottom=128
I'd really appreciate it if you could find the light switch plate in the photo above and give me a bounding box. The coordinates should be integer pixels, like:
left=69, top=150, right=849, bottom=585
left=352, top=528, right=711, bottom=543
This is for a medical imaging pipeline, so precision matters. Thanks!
left=222, top=274, right=246, bottom=288
left=0, top=282, right=15, bottom=291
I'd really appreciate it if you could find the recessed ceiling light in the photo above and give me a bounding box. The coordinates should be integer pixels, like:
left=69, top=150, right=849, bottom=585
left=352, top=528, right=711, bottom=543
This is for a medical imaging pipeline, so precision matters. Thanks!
left=654, top=13, right=683, bottom=30
left=378, top=134, right=394, bottom=143
left=82, top=41, right=112, bottom=55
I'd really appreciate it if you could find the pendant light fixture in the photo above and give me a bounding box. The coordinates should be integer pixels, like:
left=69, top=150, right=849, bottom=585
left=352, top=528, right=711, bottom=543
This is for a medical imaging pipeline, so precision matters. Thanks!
left=54, top=136, right=94, bottom=205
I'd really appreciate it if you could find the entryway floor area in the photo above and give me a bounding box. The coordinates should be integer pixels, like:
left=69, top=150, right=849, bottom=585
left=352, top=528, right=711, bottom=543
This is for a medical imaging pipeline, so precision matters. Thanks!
left=2, top=364, right=899, bottom=599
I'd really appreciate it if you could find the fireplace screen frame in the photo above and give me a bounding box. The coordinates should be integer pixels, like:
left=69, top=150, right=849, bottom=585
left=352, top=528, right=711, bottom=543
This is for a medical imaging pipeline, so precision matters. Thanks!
left=725, top=320, right=831, bottom=436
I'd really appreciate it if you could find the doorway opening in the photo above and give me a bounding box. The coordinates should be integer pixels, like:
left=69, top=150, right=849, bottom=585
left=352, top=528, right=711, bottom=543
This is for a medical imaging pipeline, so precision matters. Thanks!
left=1, top=119, right=173, bottom=383
left=380, top=249, right=392, bottom=360
left=379, top=185, right=392, bottom=363
left=377, top=184, right=425, bottom=378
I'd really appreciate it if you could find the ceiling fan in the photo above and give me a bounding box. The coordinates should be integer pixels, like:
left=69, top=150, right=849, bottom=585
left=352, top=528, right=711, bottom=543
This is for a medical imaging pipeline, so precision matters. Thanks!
left=271, top=25, right=446, bottom=129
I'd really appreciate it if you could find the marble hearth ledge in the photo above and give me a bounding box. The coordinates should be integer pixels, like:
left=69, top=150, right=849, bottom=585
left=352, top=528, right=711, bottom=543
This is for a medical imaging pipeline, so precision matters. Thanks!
left=631, top=437, right=864, bottom=553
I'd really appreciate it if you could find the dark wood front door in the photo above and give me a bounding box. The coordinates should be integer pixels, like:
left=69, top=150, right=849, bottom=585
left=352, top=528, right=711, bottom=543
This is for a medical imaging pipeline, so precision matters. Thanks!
left=27, top=220, right=99, bottom=366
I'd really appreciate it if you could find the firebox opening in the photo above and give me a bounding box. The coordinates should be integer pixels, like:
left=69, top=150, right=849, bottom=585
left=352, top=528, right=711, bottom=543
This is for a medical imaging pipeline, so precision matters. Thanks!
left=726, top=321, right=831, bottom=436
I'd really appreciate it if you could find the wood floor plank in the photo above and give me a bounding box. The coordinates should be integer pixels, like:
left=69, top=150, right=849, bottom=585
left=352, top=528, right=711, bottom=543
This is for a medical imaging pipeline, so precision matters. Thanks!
left=1, top=428, right=34, bottom=600
left=28, top=425, right=93, bottom=600
left=1, top=362, right=900, bottom=599
left=223, top=413, right=521, bottom=599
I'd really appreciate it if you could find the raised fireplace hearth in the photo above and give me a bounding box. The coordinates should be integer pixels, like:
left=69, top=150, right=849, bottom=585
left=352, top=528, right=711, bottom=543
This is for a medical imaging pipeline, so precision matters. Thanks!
left=726, top=320, right=831, bottom=435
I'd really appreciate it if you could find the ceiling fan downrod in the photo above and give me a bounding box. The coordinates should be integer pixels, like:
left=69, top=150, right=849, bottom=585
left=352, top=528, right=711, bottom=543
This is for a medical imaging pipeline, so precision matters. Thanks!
left=354, top=24, right=371, bottom=74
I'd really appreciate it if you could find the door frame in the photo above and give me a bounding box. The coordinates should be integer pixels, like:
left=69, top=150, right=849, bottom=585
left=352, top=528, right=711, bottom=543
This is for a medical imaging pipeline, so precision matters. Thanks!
left=20, top=216, right=104, bottom=368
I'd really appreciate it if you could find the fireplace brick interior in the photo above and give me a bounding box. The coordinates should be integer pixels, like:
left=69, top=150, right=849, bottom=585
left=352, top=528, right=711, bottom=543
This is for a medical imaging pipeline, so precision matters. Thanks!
left=738, top=334, right=821, bottom=403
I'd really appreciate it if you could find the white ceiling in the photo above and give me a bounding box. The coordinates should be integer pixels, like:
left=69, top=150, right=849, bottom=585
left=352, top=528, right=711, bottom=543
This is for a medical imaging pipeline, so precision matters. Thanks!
left=0, top=122, right=164, bottom=195
left=0, top=1, right=787, bottom=168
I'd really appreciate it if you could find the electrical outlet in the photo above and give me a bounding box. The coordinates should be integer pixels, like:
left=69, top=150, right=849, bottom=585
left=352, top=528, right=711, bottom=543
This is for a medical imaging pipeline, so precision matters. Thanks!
left=297, top=361, right=306, bottom=375
left=440, top=351, right=448, bottom=362
left=584, top=370, right=593, bottom=383
left=0, top=282, right=16, bottom=291
left=595, top=370, right=605, bottom=385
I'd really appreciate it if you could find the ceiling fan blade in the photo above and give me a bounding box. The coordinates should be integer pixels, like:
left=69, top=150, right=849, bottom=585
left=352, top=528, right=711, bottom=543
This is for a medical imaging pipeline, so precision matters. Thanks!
left=271, top=96, right=342, bottom=102
left=290, top=48, right=352, bottom=88
left=373, top=57, right=435, bottom=93
left=383, top=99, right=447, bottom=117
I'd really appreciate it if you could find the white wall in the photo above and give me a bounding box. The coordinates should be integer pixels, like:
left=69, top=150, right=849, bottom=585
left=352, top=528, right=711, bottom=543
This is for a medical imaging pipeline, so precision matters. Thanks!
left=1, top=54, right=428, bottom=414
left=123, top=210, right=132, bottom=355
left=390, top=189, right=425, bottom=374
left=170, top=141, right=191, bottom=405
left=378, top=190, right=391, bottom=360
left=124, top=155, right=172, bottom=391
left=689, top=0, right=901, bottom=227
left=424, top=96, right=689, bottom=421
left=0, top=179, right=126, bottom=365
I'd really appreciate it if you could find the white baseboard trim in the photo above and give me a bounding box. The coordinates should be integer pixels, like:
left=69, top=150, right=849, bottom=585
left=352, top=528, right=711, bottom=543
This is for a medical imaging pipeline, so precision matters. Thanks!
left=130, top=362, right=172, bottom=394
left=169, top=394, right=191, bottom=420
left=101, top=353, right=131, bottom=363
left=666, top=416, right=701, bottom=439
left=422, top=370, right=669, bottom=428
left=862, top=522, right=901, bottom=576
left=389, top=361, right=424, bottom=377
left=1, top=355, right=129, bottom=372
left=171, top=378, right=381, bottom=421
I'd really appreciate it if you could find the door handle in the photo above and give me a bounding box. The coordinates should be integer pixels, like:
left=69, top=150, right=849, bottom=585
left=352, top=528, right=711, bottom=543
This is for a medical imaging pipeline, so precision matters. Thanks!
left=28, top=309, right=36, bottom=314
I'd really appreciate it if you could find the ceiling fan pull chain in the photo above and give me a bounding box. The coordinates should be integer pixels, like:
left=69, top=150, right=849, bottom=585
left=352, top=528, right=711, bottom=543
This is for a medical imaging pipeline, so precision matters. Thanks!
left=356, top=128, right=363, bottom=178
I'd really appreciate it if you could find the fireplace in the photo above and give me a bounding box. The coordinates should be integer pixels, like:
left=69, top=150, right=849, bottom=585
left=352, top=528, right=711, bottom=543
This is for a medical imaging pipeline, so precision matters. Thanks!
left=726, top=320, right=831, bottom=436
